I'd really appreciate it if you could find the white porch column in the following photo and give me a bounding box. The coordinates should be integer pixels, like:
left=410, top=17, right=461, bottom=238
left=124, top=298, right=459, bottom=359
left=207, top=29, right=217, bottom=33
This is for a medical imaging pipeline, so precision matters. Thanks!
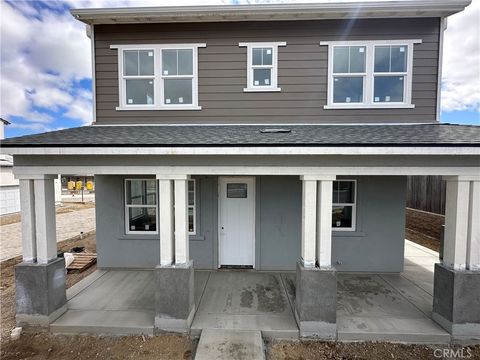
left=300, top=176, right=317, bottom=267
left=174, top=175, right=190, bottom=265
left=467, top=179, right=480, bottom=270
left=34, top=176, right=57, bottom=264
left=443, top=176, right=479, bottom=270
left=317, top=177, right=335, bottom=268
left=19, top=179, right=36, bottom=262
left=157, top=177, right=174, bottom=266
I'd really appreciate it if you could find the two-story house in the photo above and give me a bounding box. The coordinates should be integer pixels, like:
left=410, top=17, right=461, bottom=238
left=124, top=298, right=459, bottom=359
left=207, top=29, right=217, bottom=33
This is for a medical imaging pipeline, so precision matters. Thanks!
left=2, top=1, right=479, bottom=341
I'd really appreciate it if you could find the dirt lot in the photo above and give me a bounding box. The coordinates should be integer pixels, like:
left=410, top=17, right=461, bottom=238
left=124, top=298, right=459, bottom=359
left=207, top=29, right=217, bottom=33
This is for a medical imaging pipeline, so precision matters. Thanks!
left=267, top=340, right=480, bottom=360
left=405, top=207, right=444, bottom=252
left=0, top=203, right=95, bottom=226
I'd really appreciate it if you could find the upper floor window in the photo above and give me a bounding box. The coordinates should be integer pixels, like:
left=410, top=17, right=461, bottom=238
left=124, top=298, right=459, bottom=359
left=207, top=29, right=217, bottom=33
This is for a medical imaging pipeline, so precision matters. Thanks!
left=239, top=42, right=286, bottom=92
left=111, top=44, right=206, bottom=110
left=320, top=40, right=422, bottom=109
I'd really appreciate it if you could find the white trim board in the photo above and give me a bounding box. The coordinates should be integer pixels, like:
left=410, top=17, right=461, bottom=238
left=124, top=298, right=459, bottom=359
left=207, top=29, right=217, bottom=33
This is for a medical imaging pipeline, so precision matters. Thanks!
left=3, top=146, right=479, bottom=156
left=12, top=165, right=480, bottom=177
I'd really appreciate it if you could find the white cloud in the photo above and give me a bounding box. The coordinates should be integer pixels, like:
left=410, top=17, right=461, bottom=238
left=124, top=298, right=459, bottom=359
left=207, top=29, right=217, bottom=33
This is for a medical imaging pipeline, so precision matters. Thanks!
left=441, top=0, right=480, bottom=113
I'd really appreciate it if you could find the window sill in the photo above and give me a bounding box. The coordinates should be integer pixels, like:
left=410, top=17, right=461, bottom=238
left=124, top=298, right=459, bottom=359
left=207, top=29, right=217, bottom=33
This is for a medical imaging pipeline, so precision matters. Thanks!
left=324, top=104, right=415, bottom=109
left=243, top=87, right=281, bottom=93
left=189, top=235, right=205, bottom=241
left=333, top=231, right=366, bottom=237
left=116, top=105, right=202, bottom=111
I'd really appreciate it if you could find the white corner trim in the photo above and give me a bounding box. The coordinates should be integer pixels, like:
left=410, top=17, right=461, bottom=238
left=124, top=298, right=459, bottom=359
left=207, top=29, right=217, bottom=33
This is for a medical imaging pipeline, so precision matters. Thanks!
left=90, top=25, right=96, bottom=124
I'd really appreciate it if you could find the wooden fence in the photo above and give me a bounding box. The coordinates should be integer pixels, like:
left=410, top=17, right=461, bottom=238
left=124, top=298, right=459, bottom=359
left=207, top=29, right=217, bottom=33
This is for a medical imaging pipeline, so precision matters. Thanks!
left=406, top=176, right=446, bottom=215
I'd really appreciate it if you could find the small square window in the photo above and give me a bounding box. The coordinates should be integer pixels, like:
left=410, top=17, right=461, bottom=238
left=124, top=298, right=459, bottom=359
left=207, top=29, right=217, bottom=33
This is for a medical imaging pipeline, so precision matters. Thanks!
left=227, top=183, right=248, bottom=198
left=123, top=50, right=154, bottom=76
left=128, top=207, right=156, bottom=232
left=253, top=69, right=272, bottom=86
left=332, top=206, right=353, bottom=228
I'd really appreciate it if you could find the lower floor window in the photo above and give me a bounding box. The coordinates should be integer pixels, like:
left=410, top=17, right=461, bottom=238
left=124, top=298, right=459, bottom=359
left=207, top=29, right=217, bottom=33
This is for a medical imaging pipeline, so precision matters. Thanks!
left=125, top=179, right=158, bottom=233
left=125, top=178, right=196, bottom=235
left=332, top=180, right=356, bottom=231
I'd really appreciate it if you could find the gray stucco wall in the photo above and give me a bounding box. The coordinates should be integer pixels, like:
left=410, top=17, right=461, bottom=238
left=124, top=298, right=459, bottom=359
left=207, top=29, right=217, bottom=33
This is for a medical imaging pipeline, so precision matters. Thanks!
left=95, top=175, right=406, bottom=272
left=94, top=17, right=440, bottom=124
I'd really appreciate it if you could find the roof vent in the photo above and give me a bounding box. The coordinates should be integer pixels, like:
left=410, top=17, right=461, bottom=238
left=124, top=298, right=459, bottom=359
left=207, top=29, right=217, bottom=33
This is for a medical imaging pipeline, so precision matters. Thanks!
left=259, top=128, right=291, bottom=134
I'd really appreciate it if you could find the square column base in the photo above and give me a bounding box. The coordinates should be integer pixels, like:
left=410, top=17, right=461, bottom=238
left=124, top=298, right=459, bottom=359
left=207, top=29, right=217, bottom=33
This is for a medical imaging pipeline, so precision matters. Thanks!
left=294, top=261, right=337, bottom=339
left=15, top=258, right=67, bottom=327
left=432, top=263, right=480, bottom=341
left=154, top=261, right=195, bottom=334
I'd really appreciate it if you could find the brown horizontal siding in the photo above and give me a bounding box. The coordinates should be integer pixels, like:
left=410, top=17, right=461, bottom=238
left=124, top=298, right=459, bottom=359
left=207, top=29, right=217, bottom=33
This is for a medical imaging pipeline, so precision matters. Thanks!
left=94, top=18, right=440, bottom=124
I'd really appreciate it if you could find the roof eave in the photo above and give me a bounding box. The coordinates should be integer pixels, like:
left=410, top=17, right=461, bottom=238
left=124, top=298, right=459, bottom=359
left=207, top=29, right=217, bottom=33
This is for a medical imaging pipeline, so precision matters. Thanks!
left=70, top=0, right=471, bottom=25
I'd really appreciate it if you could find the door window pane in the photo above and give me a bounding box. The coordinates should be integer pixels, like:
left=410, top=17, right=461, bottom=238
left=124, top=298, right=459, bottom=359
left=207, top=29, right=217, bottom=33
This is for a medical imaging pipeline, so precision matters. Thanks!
left=333, top=76, right=363, bottom=103
left=332, top=206, right=352, bottom=228
left=125, top=79, right=154, bottom=105
left=128, top=207, right=156, bottom=232
left=124, top=50, right=154, bottom=76
left=227, top=183, right=248, bottom=198
left=374, top=76, right=404, bottom=102
left=253, top=68, right=272, bottom=86
left=164, top=79, right=192, bottom=104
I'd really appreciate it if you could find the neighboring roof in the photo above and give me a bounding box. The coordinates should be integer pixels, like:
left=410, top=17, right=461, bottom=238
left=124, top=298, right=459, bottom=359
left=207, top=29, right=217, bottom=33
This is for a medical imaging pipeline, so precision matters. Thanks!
left=1, top=124, right=480, bottom=148
left=70, top=1, right=471, bottom=25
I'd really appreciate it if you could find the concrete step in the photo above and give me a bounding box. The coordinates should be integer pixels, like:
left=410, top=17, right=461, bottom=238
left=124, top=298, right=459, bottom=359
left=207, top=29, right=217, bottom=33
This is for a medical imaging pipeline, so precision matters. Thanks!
left=195, top=329, right=265, bottom=360
left=50, top=309, right=154, bottom=336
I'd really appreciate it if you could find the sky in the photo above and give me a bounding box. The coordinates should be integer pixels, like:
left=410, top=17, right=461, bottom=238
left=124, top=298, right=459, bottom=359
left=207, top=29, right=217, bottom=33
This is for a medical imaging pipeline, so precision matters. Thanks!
left=1, top=0, right=479, bottom=138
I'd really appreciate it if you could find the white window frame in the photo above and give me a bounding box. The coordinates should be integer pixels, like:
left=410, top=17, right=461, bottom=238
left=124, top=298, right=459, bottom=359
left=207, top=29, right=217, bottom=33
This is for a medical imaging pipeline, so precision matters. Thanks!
left=239, top=42, right=286, bottom=92
left=125, top=178, right=158, bottom=235
left=111, top=43, right=206, bottom=111
left=320, top=39, right=422, bottom=109
left=188, top=179, right=196, bottom=235
left=332, top=179, right=357, bottom=232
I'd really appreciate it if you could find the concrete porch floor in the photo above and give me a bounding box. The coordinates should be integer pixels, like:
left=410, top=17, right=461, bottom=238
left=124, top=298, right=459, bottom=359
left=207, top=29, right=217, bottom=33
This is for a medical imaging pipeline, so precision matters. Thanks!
left=51, top=241, right=449, bottom=343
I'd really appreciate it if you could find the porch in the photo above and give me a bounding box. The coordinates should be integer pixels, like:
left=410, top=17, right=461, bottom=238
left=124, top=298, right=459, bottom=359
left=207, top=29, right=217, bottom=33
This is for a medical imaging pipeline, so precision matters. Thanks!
left=50, top=241, right=449, bottom=343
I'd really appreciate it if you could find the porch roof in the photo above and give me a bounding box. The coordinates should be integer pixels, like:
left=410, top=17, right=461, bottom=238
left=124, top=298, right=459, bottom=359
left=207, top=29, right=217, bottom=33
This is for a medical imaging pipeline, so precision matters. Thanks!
left=1, top=123, right=480, bottom=148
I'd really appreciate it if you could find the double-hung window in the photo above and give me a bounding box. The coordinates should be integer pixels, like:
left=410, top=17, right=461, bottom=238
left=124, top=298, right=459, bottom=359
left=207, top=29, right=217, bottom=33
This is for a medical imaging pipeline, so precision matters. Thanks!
left=112, top=44, right=205, bottom=110
left=321, top=40, right=421, bottom=108
left=125, top=179, right=158, bottom=234
left=239, top=42, right=286, bottom=92
left=124, top=179, right=196, bottom=235
left=332, top=180, right=356, bottom=231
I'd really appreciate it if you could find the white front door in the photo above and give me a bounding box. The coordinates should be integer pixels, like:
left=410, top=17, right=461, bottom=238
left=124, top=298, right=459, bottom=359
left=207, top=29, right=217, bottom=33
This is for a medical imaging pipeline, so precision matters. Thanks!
left=218, top=177, right=255, bottom=267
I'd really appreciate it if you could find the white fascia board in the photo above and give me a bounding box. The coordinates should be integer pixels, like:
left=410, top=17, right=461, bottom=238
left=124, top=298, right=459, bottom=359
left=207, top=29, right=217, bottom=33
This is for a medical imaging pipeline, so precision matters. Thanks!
left=2, top=146, right=480, bottom=156
left=70, top=1, right=471, bottom=25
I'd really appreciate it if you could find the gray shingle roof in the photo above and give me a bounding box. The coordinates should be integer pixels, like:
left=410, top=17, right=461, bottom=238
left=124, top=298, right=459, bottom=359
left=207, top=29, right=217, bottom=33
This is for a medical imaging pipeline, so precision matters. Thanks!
left=1, top=124, right=479, bottom=147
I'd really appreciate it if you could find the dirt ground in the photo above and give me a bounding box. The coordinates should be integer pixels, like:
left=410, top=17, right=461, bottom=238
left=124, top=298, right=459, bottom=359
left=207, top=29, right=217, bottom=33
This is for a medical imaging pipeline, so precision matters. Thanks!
left=405, top=207, right=444, bottom=252
left=0, top=203, right=95, bottom=226
left=267, top=340, right=480, bottom=360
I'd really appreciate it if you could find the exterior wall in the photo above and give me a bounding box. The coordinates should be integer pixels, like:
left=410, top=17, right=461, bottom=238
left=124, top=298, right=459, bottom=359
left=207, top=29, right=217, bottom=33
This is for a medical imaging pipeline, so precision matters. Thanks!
left=94, top=18, right=440, bottom=124
left=95, top=174, right=406, bottom=272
